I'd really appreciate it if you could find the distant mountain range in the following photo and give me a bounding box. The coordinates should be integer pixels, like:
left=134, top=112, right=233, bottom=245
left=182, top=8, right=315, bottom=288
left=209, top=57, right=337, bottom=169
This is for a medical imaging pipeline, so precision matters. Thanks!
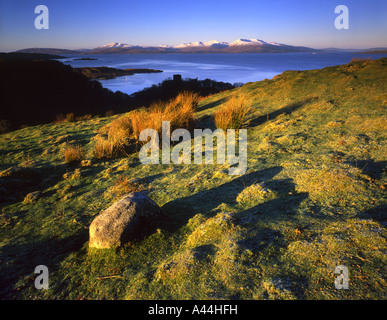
left=13, top=38, right=387, bottom=55
left=15, top=38, right=315, bottom=54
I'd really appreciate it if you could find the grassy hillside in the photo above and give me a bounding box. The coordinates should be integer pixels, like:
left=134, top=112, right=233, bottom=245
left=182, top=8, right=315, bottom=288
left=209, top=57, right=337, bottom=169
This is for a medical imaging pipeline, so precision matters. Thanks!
left=0, top=58, right=386, bottom=300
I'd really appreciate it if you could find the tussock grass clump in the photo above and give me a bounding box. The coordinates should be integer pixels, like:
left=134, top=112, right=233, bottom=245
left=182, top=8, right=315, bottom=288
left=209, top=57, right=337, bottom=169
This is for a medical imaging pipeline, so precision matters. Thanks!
left=93, top=115, right=132, bottom=159
left=132, top=91, right=199, bottom=144
left=214, top=95, right=251, bottom=130
left=93, top=91, right=200, bottom=156
left=184, top=212, right=237, bottom=248
left=107, top=175, right=144, bottom=199
left=236, top=183, right=277, bottom=208
left=293, top=164, right=373, bottom=207
left=63, top=144, right=85, bottom=163
left=130, top=108, right=163, bottom=142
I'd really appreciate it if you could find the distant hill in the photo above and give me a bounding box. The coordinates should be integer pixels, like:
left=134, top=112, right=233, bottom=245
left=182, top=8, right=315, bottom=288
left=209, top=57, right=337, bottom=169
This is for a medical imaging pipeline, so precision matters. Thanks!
left=0, top=52, right=65, bottom=60
left=14, top=38, right=317, bottom=54
left=357, top=50, right=387, bottom=54
left=87, top=38, right=316, bottom=54
left=14, top=40, right=387, bottom=55
left=14, top=48, right=80, bottom=55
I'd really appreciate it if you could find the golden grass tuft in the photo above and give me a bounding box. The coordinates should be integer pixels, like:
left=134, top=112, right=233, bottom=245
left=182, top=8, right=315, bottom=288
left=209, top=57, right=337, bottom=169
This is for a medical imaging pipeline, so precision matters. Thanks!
left=106, top=175, right=144, bottom=199
left=93, top=91, right=200, bottom=156
left=93, top=115, right=132, bottom=159
left=63, top=144, right=85, bottom=163
left=214, top=95, right=251, bottom=130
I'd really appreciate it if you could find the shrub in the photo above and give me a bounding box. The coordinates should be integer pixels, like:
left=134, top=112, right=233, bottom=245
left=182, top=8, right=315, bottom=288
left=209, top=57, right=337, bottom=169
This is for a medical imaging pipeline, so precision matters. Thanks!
left=63, top=144, right=85, bottom=163
left=214, top=95, right=251, bottom=130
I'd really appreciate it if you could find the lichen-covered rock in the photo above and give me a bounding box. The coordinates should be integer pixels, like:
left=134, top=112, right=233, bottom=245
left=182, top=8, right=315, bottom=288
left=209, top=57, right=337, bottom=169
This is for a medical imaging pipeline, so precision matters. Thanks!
left=89, top=192, right=162, bottom=249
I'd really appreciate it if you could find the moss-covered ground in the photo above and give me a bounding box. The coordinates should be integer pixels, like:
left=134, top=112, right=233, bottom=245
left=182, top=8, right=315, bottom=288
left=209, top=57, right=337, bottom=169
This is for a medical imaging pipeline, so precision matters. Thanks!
left=0, top=58, right=386, bottom=299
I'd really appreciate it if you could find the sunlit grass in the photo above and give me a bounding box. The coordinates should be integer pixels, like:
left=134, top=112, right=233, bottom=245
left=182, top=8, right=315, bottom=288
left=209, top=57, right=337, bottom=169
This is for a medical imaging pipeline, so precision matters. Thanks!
left=1, top=58, right=386, bottom=300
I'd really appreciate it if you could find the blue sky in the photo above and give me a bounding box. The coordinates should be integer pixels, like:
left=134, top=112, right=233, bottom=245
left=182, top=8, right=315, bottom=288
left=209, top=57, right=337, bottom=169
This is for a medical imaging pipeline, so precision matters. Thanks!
left=0, top=0, right=386, bottom=51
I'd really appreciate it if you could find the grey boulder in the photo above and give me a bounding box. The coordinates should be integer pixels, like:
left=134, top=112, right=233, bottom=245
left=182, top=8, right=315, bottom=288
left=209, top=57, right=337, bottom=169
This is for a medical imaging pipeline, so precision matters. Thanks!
left=89, top=192, right=162, bottom=249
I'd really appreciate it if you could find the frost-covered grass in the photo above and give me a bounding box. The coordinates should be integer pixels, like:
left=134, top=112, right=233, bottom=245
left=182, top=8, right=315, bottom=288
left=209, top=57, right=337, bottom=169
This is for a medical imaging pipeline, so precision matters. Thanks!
left=0, top=58, right=386, bottom=300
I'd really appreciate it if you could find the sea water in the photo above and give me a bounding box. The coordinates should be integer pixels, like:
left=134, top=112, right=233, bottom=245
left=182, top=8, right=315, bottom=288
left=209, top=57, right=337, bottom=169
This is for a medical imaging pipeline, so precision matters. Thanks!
left=59, top=52, right=387, bottom=95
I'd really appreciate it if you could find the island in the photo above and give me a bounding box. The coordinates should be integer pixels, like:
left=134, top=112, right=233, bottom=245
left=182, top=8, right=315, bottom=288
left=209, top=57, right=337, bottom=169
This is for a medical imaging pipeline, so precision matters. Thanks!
left=73, top=57, right=99, bottom=61
left=73, top=66, right=163, bottom=80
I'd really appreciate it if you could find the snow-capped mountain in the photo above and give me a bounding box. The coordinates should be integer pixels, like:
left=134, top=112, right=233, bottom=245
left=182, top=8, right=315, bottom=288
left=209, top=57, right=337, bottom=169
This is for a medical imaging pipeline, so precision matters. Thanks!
left=87, top=38, right=314, bottom=53
left=96, top=42, right=135, bottom=49
left=174, top=40, right=229, bottom=48
left=16, top=38, right=315, bottom=54
left=204, top=40, right=229, bottom=47
left=174, top=41, right=205, bottom=48
left=230, top=38, right=270, bottom=46
left=171, top=38, right=287, bottom=47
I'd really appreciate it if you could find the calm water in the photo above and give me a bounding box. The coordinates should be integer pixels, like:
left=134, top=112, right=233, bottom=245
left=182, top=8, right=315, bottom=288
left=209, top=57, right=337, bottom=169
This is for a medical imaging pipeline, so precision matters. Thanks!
left=60, top=52, right=387, bottom=95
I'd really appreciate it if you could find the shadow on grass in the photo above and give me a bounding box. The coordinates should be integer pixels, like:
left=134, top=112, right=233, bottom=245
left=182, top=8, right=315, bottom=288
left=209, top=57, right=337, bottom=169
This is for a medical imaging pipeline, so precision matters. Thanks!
left=247, top=97, right=316, bottom=128
left=0, top=231, right=88, bottom=299
left=196, top=97, right=228, bottom=113
left=358, top=204, right=387, bottom=227
left=0, top=161, right=112, bottom=207
left=344, top=159, right=387, bottom=180
left=161, top=166, right=283, bottom=231
left=0, top=164, right=68, bottom=206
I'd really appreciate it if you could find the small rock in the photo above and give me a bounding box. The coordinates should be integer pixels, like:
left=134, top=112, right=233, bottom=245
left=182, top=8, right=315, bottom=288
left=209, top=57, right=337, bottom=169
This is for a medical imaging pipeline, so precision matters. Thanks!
left=89, top=192, right=163, bottom=249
